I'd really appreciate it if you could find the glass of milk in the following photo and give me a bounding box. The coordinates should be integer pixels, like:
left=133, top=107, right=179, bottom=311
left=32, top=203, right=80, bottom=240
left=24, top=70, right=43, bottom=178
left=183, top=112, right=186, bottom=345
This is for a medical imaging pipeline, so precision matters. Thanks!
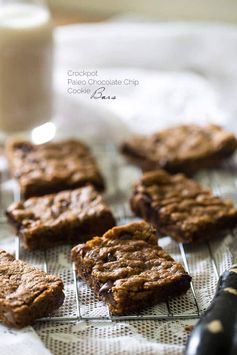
left=0, top=0, right=54, bottom=138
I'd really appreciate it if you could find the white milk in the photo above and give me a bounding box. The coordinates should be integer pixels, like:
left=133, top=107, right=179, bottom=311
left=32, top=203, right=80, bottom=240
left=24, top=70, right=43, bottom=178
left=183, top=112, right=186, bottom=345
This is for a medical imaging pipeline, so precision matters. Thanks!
left=0, top=3, right=53, bottom=133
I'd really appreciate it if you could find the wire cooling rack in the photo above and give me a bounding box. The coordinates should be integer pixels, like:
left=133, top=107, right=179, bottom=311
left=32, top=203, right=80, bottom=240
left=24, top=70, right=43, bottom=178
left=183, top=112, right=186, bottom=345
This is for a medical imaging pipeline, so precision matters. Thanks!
left=0, top=144, right=236, bottom=324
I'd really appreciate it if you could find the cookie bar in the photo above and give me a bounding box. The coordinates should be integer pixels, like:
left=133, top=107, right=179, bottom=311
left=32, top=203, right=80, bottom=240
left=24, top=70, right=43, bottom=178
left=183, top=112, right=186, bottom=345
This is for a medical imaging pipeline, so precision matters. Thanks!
left=71, top=221, right=191, bottom=315
left=0, top=249, right=64, bottom=328
left=121, top=124, right=237, bottom=174
left=6, top=139, right=105, bottom=199
left=130, top=170, right=237, bottom=243
left=6, top=185, right=116, bottom=250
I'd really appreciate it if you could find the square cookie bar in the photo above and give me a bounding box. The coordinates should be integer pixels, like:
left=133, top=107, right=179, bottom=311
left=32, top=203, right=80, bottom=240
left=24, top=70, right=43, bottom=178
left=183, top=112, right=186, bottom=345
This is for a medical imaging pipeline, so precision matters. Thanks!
left=71, top=221, right=191, bottom=315
left=6, top=139, right=105, bottom=199
left=130, top=170, right=237, bottom=243
left=6, top=185, right=116, bottom=250
left=121, top=124, right=237, bottom=174
left=0, top=249, right=64, bottom=328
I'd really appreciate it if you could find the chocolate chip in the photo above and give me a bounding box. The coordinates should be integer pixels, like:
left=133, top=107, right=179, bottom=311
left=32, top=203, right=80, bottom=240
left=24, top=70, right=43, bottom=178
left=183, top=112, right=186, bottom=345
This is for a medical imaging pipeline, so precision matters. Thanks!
left=99, top=280, right=114, bottom=295
left=119, top=233, right=132, bottom=240
left=60, top=200, right=69, bottom=208
left=19, top=143, right=33, bottom=153
left=105, top=253, right=117, bottom=262
left=142, top=193, right=151, bottom=204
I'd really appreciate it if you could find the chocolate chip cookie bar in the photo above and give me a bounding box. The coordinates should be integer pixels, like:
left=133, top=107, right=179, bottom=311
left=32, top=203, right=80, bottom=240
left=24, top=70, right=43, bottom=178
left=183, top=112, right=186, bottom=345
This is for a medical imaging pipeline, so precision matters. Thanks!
left=71, top=221, right=191, bottom=315
left=6, top=139, right=105, bottom=199
left=121, top=124, right=237, bottom=174
left=6, top=185, right=116, bottom=250
left=0, top=249, right=64, bottom=328
left=131, top=170, right=237, bottom=243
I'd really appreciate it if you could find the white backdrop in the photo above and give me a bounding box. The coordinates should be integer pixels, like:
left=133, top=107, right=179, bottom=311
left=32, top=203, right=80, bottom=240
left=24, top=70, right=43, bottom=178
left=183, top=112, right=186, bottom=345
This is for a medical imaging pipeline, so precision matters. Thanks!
left=54, top=22, right=237, bottom=143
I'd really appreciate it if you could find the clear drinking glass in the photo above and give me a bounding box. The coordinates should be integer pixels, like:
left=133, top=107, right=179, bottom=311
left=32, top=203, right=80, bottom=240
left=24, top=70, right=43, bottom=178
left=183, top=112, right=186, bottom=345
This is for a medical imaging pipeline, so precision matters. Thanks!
left=0, top=0, right=54, bottom=142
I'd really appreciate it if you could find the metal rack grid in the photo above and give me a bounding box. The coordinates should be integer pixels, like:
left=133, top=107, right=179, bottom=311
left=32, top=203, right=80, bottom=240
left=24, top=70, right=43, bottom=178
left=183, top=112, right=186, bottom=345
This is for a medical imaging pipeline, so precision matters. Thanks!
left=0, top=145, right=235, bottom=324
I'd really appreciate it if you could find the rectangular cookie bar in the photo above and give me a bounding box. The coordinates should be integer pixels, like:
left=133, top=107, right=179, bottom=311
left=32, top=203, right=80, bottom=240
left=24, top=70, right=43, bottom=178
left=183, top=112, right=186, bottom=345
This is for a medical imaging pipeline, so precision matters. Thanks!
left=71, top=221, right=191, bottom=315
left=0, top=249, right=64, bottom=328
left=130, top=170, right=237, bottom=243
left=121, top=124, right=237, bottom=174
left=6, top=139, right=105, bottom=199
left=6, top=185, right=116, bottom=250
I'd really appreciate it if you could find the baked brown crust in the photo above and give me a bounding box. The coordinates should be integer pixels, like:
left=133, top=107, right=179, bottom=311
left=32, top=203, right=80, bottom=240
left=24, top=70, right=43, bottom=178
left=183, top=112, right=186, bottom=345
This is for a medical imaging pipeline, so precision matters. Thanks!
left=6, top=139, right=105, bottom=199
left=121, top=124, right=237, bottom=174
left=130, top=170, right=237, bottom=243
left=6, top=185, right=116, bottom=250
left=0, top=249, right=64, bottom=328
left=71, top=221, right=191, bottom=315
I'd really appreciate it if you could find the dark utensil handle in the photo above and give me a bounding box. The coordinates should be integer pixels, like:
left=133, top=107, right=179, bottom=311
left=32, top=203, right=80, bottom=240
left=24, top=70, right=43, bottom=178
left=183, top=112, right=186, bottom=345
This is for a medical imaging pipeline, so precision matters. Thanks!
left=185, top=265, right=237, bottom=355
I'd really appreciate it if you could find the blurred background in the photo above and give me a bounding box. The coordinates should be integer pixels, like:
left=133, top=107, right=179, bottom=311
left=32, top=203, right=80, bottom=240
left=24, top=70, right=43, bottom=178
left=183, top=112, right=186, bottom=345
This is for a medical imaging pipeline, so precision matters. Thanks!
left=48, top=0, right=237, bottom=143
left=1, top=0, right=237, bottom=144
left=48, top=0, right=237, bottom=25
